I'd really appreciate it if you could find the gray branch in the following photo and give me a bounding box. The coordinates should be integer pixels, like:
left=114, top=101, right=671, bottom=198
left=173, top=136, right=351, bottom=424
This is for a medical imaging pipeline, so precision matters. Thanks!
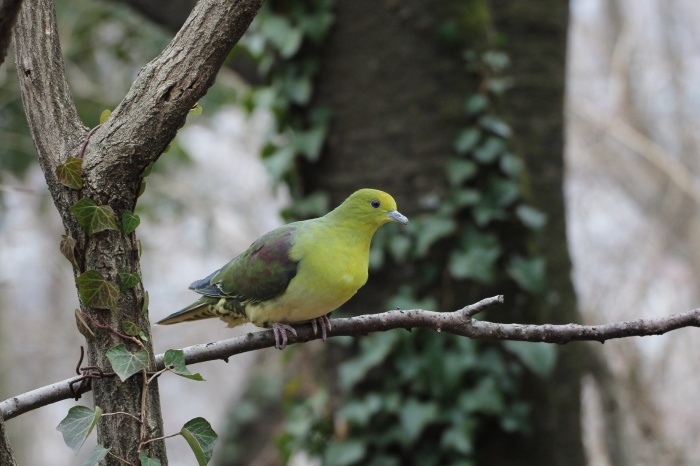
left=3, top=295, right=700, bottom=421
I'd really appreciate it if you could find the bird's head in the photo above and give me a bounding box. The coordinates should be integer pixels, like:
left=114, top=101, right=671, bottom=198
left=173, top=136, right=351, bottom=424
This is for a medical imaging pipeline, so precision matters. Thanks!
left=331, top=188, right=409, bottom=228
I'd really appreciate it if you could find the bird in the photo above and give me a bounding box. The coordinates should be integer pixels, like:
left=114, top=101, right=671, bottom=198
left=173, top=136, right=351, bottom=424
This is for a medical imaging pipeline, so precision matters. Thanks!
left=157, top=188, right=408, bottom=349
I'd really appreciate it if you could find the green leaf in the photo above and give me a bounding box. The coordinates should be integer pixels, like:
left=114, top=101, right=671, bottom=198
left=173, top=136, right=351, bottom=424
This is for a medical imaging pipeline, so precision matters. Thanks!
left=445, top=159, right=477, bottom=186
left=260, top=15, right=303, bottom=58
left=99, top=109, right=112, bottom=125
left=400, top=398, right=439, bottom=442
left=507, top=255, right=546, bottom=295
left=69, top=198, right=118, bottom=236
left=121, top=211, right=140, bottom=236
left=323, top=440, right=366, bottom=466
left=121, top=320, right=141, bottom=337
left=479, top=114, right=512, bottom=138
left=516, top=205, right=547, bottom=230
left=118, top=271, right=139, bottom=291
left=138, top=451, right=162, bottom=466
left=448, top=230, right=502, bottom=283
left=181, top=417, right=218, bottom=466
left=141, top=290, right=149, bottom=315
left=106, top=344, right=149, bottom=382
left=409, top=216, right=456, bottom=257
left=81, top=445, right=110, bottom=466
left=503, top=341, right=557, bottom=378
left=76, top=270, right=120, bottom=311
left=473, top=136, right=506, bottom=164
left=56, top=405, right=103, bottom=454
left=453, top=127, right=481, bottom=154
left=339, top=333, right=399, bottom=390
left=463, top=94, right=488, bottom=116
left=292, top=126, right=326, bottom=161
left=60, top=235, right=78, bottom=267
left=141, top=161, right=155, bottom=178
left=189, top=103, right=203, bottom=116
left=56, top=157, right=83, bottom=189
left=137, top=179, right=147, bottom=197
left=164, top=349, right=205, bottom=381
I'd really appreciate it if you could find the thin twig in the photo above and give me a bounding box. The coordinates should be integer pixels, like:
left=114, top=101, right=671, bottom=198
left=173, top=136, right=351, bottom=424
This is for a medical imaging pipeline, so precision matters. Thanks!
left=3, top=295, right=700, bottom=421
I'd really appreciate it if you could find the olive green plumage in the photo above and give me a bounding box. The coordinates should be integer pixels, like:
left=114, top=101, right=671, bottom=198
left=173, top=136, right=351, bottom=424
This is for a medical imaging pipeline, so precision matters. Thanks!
left=157, top=188, right=408, bottom=348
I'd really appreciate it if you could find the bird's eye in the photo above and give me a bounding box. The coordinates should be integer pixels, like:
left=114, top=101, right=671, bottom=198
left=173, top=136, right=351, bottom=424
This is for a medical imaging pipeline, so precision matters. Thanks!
left=370, top=199, right=381, bottom=209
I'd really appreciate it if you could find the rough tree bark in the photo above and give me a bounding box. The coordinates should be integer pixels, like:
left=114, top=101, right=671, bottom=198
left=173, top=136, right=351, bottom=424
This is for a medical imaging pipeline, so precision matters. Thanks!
left=0, top=417, right=18, bottom=466
left=303, top=0, right=584, bottom=464
left=11, top=0, right=263, bottom=463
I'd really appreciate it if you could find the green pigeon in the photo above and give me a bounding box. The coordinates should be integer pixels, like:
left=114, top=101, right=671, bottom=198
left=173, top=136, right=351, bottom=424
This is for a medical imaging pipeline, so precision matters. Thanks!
left=157, top=188, right=408, bottom=349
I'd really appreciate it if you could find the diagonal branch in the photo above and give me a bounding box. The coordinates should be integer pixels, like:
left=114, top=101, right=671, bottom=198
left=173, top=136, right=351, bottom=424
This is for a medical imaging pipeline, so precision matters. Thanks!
left=84, top=0, right=265, bottom=194
left=3, top=295, right=700, bottom=421
left=12, top=0, right=85, bottom=199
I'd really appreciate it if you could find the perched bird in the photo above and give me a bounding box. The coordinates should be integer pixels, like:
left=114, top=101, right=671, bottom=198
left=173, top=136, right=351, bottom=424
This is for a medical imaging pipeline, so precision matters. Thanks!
left=157, top=188, right=408, bottom=349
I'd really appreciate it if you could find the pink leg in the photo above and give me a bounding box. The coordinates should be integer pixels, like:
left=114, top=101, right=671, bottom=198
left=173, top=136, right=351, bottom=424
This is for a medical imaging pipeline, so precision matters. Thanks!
left=272, top=323, right=298, bottom=350
left=310, top=314, right=332, bottom=341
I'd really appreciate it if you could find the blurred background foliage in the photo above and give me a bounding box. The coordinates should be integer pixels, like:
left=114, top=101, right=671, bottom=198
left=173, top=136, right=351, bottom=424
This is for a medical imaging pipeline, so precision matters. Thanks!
left=4, top=0, right=700, bottom=465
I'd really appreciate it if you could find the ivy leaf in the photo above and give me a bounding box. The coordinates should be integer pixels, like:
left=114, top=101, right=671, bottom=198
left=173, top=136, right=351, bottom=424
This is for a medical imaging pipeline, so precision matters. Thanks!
left=181, top=417, right=218, bottom=466
left=323, top=440, right=366, bottom=466
left=74, top=309, right=96, bottom=340
left=453, top=127, right=481, bottom=154
left=56, top=157, right=83, bottom=189
left=141, top=290, right=149, bottom=316
left=141, top=161, right=155, bottom=178
left=138, top=451, right=162, bottom=466
left=118, top=271, right=139, bottom=291
left=56, top=405, right=103, bottom=454
left=81, top=445, right=110, bottom=466
left=137, top=179, right=147, bottom=198
left=121, top=211, right=140, bottom=236
left=164, top=349, right=205, bottom=381
left=445, top=159, right=477, bottom=186
left=409, top=217, right=456, bottom=257
left=507, top=255, right=546, bottom=296
left=99, top=109, right=112, bottom=125
left=503, top=341, right=557, bottom=378
left=121, top=320, right=141, bottom=337
left=76, top=270, right=120, bottom=311
left=106, top=344, right=149, bottom=382
left=60, top=235, right=78, bottom=267
left=400, top=398, right=439, bottom=442
left=69, top=198, right=118, bottom=237
left=516, top=205, right=547, bottom=230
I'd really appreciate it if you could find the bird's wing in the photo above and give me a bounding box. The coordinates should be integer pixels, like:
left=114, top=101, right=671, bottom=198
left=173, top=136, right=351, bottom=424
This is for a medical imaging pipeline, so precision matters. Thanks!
left=190, top=225, right=299, bottom=303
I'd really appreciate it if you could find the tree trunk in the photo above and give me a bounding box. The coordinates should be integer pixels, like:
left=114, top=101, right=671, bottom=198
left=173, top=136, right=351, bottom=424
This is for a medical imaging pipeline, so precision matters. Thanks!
left=304, top=0, right=584, bottom=464
left=11, top=0, right=263, bottom=463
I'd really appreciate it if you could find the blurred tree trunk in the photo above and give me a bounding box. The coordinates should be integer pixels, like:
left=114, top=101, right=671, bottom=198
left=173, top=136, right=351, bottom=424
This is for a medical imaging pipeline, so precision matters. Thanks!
left=302, top=0, right=584, bottom=464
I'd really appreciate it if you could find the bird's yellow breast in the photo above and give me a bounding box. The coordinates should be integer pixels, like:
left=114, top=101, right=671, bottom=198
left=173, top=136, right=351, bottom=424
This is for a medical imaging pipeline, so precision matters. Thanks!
left=244, top=219, right=371, bottom=327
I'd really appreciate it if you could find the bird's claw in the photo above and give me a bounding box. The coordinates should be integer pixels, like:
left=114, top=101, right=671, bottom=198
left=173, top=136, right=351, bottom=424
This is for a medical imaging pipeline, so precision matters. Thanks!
left=272, top=323, right=297, bottom=350
left=310, top=315, right=332, bottom=341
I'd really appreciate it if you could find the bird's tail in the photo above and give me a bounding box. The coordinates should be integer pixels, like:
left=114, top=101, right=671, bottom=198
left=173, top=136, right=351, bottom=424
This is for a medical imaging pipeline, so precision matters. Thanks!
left=156, top=298, right=219, bottom=325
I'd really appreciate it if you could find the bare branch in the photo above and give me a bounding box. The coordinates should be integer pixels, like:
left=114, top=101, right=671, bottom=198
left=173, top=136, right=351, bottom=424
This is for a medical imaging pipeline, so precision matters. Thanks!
left=3, top=295, right=700, bottom=421
left=0, top=0, right=23, bottom=67
left=12, top=0, right=85, bottom=177
left=84, top=0, right=264, bottom=193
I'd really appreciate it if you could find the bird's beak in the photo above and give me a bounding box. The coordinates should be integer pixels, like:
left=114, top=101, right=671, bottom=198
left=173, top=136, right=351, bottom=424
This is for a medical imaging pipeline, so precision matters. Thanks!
left=387, top=210, right=409, bottom=225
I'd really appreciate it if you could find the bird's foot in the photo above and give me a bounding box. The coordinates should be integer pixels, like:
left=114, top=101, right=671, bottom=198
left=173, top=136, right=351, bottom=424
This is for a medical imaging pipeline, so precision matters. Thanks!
left=310, top=314, right=332, bottom=341
left=272, top=322, right=297, bottom=350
